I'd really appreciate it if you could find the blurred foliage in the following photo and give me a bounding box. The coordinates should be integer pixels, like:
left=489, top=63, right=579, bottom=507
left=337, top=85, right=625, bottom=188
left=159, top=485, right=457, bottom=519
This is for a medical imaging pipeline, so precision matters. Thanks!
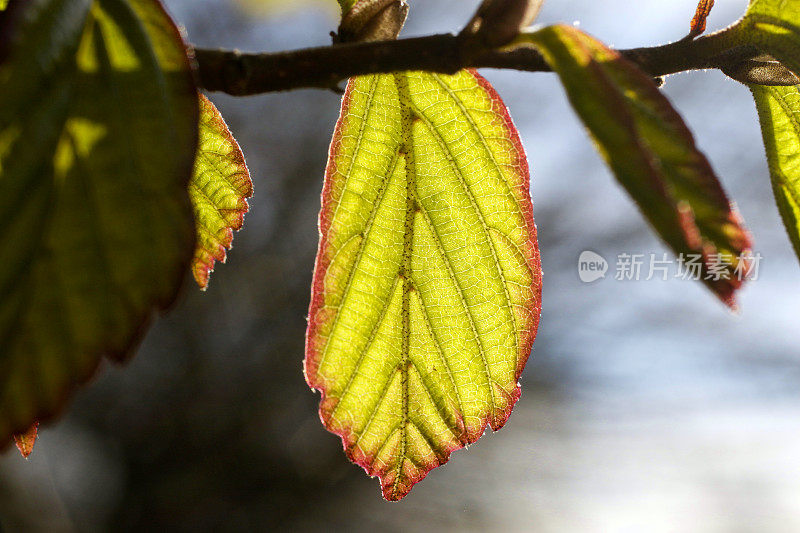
left=0, top=0, right=197, bottom=449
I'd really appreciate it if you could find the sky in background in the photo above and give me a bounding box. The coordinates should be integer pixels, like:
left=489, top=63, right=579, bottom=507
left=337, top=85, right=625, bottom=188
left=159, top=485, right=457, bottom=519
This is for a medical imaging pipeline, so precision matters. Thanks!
left=3, top=1, right=800, bottom=531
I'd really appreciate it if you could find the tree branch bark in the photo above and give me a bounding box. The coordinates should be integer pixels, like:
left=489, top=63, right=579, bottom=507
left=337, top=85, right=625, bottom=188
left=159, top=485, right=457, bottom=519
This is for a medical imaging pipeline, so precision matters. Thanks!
left=192, top=29, right=798, bottom=96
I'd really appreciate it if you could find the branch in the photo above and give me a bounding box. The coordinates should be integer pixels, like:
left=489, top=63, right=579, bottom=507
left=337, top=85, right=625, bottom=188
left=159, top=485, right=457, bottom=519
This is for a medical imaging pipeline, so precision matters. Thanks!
left=192, top=29, right=799, bottom=96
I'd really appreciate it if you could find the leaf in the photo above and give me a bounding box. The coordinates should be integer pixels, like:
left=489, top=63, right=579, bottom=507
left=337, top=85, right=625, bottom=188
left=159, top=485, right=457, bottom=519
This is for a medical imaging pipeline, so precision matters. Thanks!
left=13, top=422, right=38, bottom=458
left=0, top=0, right=198, bottom=446
left=305, top=70, right=542, bottom=500
left=190, top=95, right=252, bottom=289
left=739, top=0, right=800, bottom=77
left=513, top=25, right=752, bottom=307
left=690, top=0, right=715, bottom=36
left=751, top=83, right=800, bottom=263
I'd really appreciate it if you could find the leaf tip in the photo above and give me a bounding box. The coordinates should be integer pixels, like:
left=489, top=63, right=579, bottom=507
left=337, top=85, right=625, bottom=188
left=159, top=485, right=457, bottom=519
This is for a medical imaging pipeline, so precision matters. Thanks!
left=191, top=95, right=253, bottom=289
left=13, top=422, right=38, bottom=459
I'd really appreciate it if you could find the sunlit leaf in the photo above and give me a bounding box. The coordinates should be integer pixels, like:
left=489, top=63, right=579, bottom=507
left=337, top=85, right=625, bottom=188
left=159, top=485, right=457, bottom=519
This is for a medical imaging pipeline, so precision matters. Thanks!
left=0, top=0, right=198, bottom=446
left=305, top=70, right=542, bottom=500
left=739, top=0, right=800, bottom=76
left=751, top=84, right=800, bottom=263
left=13, top=422, right=37, bottom=458
left=513, top=25, right=752, bottom=307
left=190, top=95, right=252, bottom=289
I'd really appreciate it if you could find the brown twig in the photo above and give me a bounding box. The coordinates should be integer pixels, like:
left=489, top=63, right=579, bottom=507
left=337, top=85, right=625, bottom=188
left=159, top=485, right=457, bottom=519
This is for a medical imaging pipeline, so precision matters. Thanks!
left=192, top=26, right=798, bottom=96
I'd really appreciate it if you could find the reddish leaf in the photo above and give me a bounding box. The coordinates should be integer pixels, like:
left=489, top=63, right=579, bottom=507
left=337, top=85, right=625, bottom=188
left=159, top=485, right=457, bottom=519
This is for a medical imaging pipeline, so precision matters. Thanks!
left=516, top=25, right=752, bottom=307
left=13, top=421, right=38, bottom=458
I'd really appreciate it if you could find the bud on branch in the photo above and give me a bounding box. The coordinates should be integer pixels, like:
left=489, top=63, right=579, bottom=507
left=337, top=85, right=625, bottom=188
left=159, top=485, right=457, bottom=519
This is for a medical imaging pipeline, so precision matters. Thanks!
left=462, top=0, right=544, bottom=47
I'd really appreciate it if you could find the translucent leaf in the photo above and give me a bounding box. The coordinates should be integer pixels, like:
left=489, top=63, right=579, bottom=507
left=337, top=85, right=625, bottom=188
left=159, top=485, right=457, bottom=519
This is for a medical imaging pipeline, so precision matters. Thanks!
left=0, top=0, right=198, bottom=446
left=305, top=70, right=542, bottom=500
left=514, top=25, right=752, bottom=307
left=751, top=84, right=800, bottom=263
left=190, top=95, right=252, bottom=289
left=740, top=0, right=800, bottom=76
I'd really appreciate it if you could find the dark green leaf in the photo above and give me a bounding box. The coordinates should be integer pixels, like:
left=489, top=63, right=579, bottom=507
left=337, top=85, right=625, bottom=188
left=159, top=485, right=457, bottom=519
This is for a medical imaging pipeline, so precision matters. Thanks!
left=0, top=0, right=198, bottom=445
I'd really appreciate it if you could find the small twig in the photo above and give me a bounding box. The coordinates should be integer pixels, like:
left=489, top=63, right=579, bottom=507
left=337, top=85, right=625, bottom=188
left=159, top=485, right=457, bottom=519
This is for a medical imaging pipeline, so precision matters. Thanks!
left=192, top=25, right=795, bottom=96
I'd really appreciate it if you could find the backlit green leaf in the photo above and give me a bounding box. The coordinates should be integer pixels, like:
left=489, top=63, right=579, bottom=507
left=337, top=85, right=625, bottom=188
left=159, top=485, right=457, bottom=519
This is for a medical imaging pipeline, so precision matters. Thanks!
left=514, top=25, right=752, bottom=307
left=305, top=70, right=542, bottom=500
left=751, top=84, right=800, bottom=263
left=190, top=95, right=252, bottom=289
left=739, top=0, right=800, bottom=77
left=0, top=0, right=197, bottom=446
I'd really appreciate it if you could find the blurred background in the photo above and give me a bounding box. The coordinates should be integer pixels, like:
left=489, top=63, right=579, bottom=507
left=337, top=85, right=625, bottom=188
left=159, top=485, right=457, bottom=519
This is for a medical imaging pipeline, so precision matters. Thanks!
left=3, top=0, right=800, bottom=530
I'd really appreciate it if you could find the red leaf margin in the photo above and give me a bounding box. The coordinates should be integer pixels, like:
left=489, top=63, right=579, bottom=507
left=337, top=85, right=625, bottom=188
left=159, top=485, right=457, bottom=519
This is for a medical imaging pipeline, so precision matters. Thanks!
left=304, top=70, right=542, bottom=500
left=191, top=94, right=253, bottom=289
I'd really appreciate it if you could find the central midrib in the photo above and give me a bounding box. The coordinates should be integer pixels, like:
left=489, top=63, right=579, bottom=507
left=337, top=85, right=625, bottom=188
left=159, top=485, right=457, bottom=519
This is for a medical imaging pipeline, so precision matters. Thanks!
left=392, top=71, right=414, bottom=496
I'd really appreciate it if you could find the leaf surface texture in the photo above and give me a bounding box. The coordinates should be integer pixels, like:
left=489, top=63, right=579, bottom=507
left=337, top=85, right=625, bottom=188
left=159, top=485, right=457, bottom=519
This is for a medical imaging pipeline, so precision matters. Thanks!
left=752, top=84, right=800, bottom=263
left=190, top=95, right=252, bottom=289
left=305, top=70, right=541, bottom=500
